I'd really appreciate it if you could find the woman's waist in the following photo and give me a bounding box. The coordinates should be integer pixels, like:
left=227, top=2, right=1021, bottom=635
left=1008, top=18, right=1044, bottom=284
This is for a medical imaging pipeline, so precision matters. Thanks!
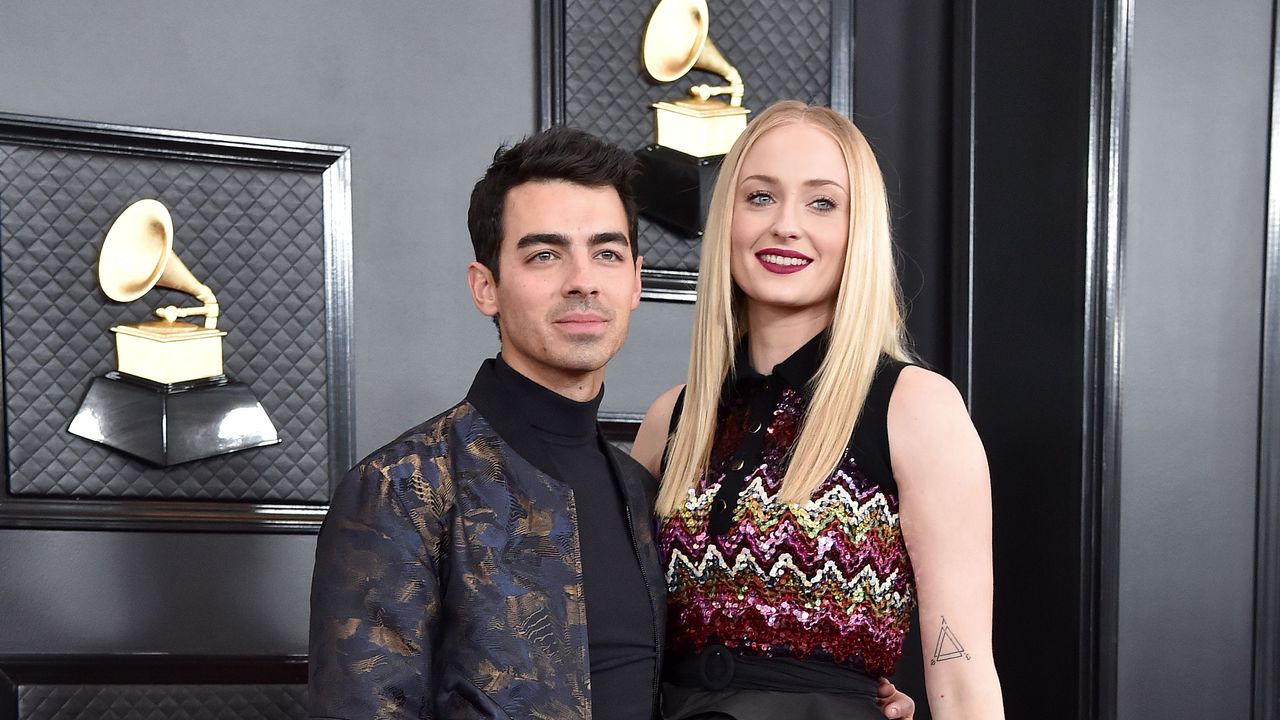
left=662, top=643, right=880, bottom=696
left=665, top=599, right=911, bottom=678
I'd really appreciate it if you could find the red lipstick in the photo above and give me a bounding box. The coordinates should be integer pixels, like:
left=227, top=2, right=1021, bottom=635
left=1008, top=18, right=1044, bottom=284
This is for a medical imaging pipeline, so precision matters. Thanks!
left=755, top=247, right=813, bottom=275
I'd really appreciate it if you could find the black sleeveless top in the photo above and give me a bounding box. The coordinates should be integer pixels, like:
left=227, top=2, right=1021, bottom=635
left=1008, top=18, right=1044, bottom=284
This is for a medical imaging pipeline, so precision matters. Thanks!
left=657, top=331, right=918, bottom=695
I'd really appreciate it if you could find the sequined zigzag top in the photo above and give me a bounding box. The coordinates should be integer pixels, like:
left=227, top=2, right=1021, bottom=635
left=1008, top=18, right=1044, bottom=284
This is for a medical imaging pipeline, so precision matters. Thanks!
left=658, top=336, right=916, bottom=679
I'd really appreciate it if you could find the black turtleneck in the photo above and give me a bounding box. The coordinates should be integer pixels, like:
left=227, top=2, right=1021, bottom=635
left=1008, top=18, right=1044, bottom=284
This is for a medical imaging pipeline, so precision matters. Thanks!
left=469, top=356, right=655, bottom=720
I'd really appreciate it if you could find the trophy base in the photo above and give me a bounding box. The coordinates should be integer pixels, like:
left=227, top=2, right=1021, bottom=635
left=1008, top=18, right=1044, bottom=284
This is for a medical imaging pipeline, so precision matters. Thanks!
left=112, top=321, right=227, bottom=385
left=652, top=99, right=749, bottom=158
left=68, top=372, right=281, bottom=466
left=636, top=144, right=723, bottom=238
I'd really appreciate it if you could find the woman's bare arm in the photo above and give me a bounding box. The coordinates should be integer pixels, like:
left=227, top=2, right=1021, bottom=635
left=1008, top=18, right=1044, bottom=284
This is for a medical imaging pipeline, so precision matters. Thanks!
left=889, top=366, right=1004, bottom=720
left=631, top=384, right=684, bottom=478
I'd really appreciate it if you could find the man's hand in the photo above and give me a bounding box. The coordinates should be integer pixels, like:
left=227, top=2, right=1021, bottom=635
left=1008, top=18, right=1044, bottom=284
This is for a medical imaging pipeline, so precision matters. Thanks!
left=876, top=677, right=916, bottom=719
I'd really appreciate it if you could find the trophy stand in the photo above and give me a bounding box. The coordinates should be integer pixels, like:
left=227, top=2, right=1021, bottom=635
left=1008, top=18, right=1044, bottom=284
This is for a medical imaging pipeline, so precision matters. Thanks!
left=68, top=198, right=279, bottom=466
left=634, top=144, right=722, bottom=240
left=73, top=372, right=280, bottom=467
left=637, top=0, right=749, bottom=237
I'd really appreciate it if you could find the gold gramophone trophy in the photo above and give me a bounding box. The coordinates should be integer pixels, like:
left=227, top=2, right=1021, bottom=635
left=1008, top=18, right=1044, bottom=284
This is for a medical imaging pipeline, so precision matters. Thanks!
left=68, top=198, right=280, bottom=466
left=635, top=0, right=749, bottom=237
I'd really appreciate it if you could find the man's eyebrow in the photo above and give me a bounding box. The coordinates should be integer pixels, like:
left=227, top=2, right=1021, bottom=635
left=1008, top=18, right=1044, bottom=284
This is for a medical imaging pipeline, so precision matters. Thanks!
left=515, top=233, right=569, bottom=249
left=589, top=231, right=629, bottom=247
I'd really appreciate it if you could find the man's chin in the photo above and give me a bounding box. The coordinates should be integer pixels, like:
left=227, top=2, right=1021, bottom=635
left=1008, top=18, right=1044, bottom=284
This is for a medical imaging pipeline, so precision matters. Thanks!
left=553, top=355, right=610, bottom=374
left=551, top=343, right=620, bottom=374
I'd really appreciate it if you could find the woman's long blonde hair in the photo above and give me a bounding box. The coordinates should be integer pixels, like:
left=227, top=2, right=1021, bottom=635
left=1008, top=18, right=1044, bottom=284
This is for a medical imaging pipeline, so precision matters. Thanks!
left=656, top=100, right=914, bottom=516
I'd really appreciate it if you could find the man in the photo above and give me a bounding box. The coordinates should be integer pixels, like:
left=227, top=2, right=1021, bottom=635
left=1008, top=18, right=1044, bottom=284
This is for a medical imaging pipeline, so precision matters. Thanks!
left=308, top=126, right=916, bottom=719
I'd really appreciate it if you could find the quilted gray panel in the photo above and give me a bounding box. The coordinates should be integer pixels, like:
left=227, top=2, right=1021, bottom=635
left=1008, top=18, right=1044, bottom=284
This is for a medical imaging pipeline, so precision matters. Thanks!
left=16, top=684, right=306, bottom=720
left=563, top=0, right=832, bottom=269
left=0, top=144, right=330, bottom=503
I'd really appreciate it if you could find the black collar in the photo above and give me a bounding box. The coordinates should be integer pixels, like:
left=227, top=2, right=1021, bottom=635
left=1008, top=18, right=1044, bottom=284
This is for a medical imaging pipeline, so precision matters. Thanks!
left=467, top=355, right=602, bottom=445
left=731, top=329, right=830, bottom=391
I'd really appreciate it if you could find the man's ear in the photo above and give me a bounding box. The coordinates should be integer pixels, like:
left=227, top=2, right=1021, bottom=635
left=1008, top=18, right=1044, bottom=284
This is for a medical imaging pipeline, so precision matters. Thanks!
left=630, top=254, right=644, bottom=310
left=467, top=261, right=499, bottom=317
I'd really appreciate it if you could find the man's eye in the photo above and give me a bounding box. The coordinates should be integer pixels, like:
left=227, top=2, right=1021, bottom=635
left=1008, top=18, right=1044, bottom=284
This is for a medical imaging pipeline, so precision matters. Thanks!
left=598, top=250, right=623, bottom=261
left=530, top=250, right=555, bottom=262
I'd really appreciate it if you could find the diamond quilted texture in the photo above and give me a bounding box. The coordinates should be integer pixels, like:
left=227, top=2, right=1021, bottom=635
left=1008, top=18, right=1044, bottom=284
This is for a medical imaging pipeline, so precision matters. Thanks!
left=16, top=684, right=307, bottom=720
left=0, top=143, right=332, bottom=503
left=563, top=0, right=831, bottom=270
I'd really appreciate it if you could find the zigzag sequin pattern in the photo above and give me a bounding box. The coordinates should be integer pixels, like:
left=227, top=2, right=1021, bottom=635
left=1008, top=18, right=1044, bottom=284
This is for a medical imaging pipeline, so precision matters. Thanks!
left=658, top=385, right=916, bottom=678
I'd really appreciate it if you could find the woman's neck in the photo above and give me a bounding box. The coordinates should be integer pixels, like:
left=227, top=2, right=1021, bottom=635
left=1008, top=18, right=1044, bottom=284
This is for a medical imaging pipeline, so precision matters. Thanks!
left=744, top=303, right=833, bottom=374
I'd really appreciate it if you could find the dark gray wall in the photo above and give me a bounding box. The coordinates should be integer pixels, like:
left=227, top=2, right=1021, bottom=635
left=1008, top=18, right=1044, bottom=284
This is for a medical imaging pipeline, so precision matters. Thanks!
left=0, top=530, right=314, bottom=653
left=0, top=0, right=689, bottom=654
left=1117, top=0, right=1269, bottom=715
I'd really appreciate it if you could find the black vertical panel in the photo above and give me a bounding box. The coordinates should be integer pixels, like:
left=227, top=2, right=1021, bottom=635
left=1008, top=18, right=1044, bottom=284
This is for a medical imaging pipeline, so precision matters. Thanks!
left=969, top=2, right=1096, bottom=718
left=853, top=1, right=954, bottom=373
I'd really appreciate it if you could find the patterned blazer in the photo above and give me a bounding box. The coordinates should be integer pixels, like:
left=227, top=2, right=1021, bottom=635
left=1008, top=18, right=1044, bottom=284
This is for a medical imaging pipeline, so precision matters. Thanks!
left=308, top=398, right=664, bottom=720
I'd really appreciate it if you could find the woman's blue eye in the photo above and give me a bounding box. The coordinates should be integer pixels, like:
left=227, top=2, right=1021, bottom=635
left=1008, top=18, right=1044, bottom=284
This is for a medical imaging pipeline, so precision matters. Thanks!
left=746, top=191, right=773, bottom=206
left=811, top=197, right=837, bottom=211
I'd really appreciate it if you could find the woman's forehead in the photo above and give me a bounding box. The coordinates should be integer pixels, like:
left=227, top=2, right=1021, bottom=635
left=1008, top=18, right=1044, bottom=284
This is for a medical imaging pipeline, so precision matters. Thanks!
left=739, top=123, right=849, bottom=188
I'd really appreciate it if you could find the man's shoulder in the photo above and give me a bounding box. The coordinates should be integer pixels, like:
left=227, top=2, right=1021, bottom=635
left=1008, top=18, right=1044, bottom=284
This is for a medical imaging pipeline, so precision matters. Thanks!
left=354, top=399, right=499, bottom=478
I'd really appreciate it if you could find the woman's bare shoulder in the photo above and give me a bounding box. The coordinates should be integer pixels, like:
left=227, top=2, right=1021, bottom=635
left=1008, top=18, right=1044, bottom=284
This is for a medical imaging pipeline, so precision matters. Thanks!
left=890, top=365, right=965, bottom=417
left=888, top=365, right=986, bottom=486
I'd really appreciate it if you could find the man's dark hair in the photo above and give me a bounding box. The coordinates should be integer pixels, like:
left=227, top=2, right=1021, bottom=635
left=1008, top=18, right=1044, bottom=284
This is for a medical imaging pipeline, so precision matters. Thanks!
left=467, top=125, right=640, bottom=281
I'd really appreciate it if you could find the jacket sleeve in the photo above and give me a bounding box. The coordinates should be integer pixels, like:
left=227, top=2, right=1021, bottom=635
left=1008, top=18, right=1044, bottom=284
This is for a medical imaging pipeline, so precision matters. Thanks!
left=308, top=453, right=448, bottom=720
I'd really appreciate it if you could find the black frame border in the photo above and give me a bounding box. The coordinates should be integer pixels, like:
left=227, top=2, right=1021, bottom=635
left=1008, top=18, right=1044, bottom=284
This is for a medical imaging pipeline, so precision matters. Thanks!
left=535, top=0, right=856, bottom=303
left=0, top=654, right=308, bottom=686
left=0, top=112, right=355, bottom=533
left=951, top=0, right=976, bottom=402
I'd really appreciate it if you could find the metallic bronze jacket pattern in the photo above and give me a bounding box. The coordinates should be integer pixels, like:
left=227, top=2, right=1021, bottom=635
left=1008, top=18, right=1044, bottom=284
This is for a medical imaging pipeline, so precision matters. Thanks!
left=308, top=399, right=664, bottom=720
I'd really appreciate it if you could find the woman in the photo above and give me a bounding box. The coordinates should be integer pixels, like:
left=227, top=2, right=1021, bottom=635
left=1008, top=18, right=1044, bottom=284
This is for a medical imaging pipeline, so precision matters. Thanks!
left=632, top=101, right=1004, bottom=719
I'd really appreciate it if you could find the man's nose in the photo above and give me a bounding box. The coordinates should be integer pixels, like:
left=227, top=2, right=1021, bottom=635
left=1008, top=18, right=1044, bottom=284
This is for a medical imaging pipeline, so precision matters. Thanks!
left=563, top=251, right=600, bottom=296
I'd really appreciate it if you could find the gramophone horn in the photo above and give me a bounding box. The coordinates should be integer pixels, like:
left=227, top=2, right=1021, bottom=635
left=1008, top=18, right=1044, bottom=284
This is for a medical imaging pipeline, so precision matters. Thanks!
left=642, top=0, right=710, bottom=82
left=642, top=0, right=742, bottom=101
left=99, top=199, right=215, bottom=305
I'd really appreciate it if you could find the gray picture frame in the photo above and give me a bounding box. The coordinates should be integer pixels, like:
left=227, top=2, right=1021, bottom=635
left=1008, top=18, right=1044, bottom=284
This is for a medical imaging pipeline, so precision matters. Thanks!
left=0, top=113, right=353, bottom=533
left=536, top=0, right=855, bottom=303
left=1256, top=1, right=1280, bottom=712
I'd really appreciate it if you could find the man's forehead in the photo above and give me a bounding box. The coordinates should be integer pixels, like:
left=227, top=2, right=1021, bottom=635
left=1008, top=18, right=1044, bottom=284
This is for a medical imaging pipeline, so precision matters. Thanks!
left=501, top=180, right=628, bottom=243
left=504, top=179, right=623, bottom=206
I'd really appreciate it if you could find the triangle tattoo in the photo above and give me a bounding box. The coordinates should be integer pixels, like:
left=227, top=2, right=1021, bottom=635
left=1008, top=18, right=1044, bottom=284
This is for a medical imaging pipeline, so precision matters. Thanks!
left=930, top=616, right=972, bottom=665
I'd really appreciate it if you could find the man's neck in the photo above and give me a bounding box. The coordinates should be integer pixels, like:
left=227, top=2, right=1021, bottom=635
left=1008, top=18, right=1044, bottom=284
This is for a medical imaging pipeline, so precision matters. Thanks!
left=500, top=353, right=604, bottom=402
